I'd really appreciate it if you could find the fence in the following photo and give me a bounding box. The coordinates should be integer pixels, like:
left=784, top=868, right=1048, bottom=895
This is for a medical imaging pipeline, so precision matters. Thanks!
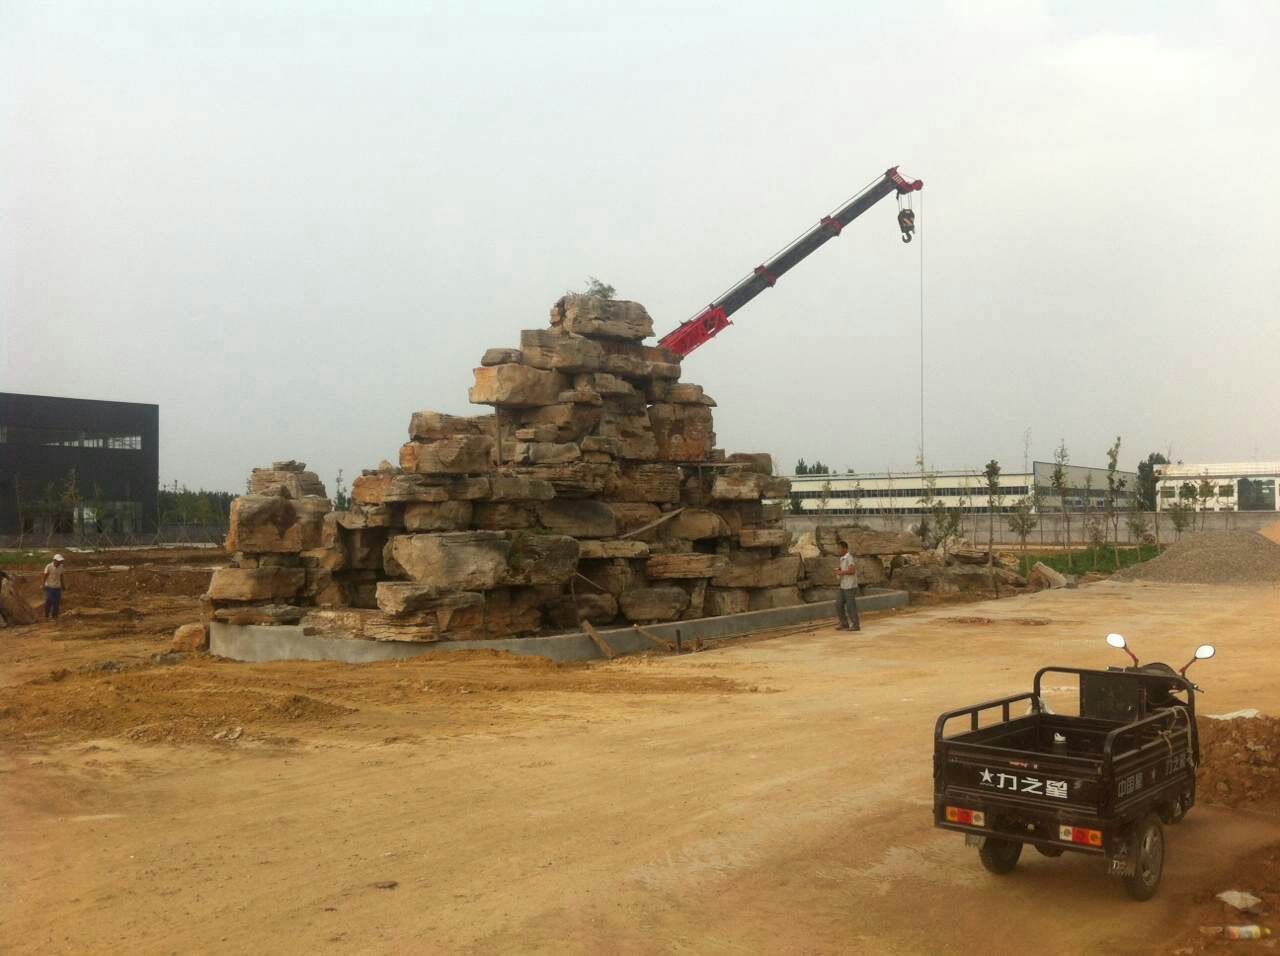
left=783, top=509, right=1280, bottom=548
left=0, top=523, right=227, bottom=551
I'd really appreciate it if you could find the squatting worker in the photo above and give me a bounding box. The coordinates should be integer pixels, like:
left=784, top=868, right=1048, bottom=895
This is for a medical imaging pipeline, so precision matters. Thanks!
left=834, top=540, right=861, bottom=632
left=42, top=553, right=66, bottom=621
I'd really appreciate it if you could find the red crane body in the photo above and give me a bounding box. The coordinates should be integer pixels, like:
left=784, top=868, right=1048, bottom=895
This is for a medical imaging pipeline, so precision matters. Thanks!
left=657, top=166, right=923, bottom=358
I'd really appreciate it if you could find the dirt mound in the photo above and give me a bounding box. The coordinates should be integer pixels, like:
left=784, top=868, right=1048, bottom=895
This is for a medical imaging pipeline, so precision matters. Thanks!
left=1198, top=715, right=1280, bottom=812
left=0, top=661, right=354, bottom=745
left=1262, top=521, right=1280, bottom=545
left=1113, top=531, right=1280, bottom=585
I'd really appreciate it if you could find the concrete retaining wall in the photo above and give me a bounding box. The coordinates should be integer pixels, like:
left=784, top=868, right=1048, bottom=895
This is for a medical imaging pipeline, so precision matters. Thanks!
left=210, top=588, right=908, bottom=664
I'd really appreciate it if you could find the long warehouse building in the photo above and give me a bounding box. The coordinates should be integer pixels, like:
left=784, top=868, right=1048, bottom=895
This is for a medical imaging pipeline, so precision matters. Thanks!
left=787, top=462, right=1137, bottom=517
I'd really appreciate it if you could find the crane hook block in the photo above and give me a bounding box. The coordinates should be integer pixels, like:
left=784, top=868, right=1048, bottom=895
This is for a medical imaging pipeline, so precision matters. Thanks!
left=897, top=208, right=915, bottom=243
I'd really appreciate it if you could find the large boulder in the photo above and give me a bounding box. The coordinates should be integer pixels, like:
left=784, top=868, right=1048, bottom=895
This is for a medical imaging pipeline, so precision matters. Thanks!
left=501, top=533, right=579, bottom=586
left=249, top=465, right=326, bottom=499
left=648, top=403, right=715, bottom=461
left=489, top=475, right=556, bottom=501
left=711, top=473, right=767, bottom=500
left=665, top=508, right=730, bottom=540
left=384, top=532, right=511, bottom=591
left=577, top=539, right=650, bottom=559
left=0, top=575, right=38, bottom=625
left=402, top=500, right=473, bottom=532
left=399, top=436, right=495, bottom=475
left=207, top=567, right=306, bottom=602
left=1029, top=561, right=1068, bottom=590
left=712, top=553, right=801, bottom=589
left=171, top=622, right=209, bottom=653
left=604, top=502, right=662, bottom=537
left=619, top=586, right=690, bottom=622
left=739, top=528, right=788, bottom=549
left=726, top=452, right=773, bottom=475
left=575, top=592, right=619, bottom=626
left=577, top=558, right=647, bottom=597
left=226, top=495, right=329, bottom=553
left=606, top=463, right=682, bottom=503
left=407, top=411, right=493, bottom=441
left=550, top=294, right=654, bottom=341
left=536, top=499, right=618, bottom=538
left=469, top=364, right=569, bottom=407
left=513, top=462, right=617, bottom=498
left=504, top=441, right=582, bottom=465
left=519, top=329, right=606, bottom=373
left=747, top=587, right=805, bottom=611
left=645, top=552, right=727, bottom=579
left=814, top=527, right=923, bottom=557
left=703, top=587, right=749, bottom=617
left=472, top=502, right=537, bottom=530
left=374, top=583, right=484, bottom=617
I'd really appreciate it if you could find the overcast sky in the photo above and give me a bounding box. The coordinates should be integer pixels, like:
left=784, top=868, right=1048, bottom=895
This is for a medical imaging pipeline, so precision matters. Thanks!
left=4, top=0, right=1278, bottom=493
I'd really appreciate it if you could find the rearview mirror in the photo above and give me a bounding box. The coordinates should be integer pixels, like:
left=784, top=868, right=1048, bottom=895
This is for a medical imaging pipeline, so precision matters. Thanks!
left=1195, top=644, right=1215, bottom=660
left=1106, top=633, right=1127, bottom=649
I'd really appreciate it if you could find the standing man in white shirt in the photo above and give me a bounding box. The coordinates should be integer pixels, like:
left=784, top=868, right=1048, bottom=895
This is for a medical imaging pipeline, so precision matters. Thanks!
left=834, top=540, right=861, bottom=632
left=42, top=553, right=66, bottom=621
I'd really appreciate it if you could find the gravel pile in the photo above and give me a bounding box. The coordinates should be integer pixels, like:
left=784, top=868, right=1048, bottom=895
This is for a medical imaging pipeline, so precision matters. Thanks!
left=1113, top=530, right=1280, bottom=584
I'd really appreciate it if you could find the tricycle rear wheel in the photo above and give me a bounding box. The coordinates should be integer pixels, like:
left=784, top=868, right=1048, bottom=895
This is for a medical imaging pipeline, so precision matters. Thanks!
left=979, top=837, right=1023, bottom=874
left=1123, top=814, right=1165, bottom=901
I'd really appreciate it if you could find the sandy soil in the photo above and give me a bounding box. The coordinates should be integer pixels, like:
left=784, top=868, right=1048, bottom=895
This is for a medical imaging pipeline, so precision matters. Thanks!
left=3, top=561, right=1280, bottom=954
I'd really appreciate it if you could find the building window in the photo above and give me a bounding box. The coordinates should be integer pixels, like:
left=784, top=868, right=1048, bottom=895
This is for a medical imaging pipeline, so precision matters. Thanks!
left=1218, top=485, right=1234, bottom=497
left=0, top=425, right=142, bottom=450
left=1160, top=487, right=1175, bottom=499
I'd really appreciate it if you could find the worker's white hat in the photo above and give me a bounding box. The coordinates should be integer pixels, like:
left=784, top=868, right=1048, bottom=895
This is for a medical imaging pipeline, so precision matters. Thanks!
left=53, top=554, right=65, bottom=562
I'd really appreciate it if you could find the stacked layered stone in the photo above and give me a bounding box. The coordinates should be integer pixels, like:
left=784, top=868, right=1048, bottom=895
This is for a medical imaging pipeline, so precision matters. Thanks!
left=207, top=295, right=812, bottom=643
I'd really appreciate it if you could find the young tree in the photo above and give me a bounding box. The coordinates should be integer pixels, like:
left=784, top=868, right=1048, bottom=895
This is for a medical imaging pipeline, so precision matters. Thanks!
left=1007, top=497, right=1038, bottom=576
left=848, top=475, right=864, bottom=524
left=1196, top=472, right=1215, bottom=531
left=13, top=476, right=28, bottom=548
left=916, top=453, right=938, bottom=547
left=1125, top=499, right=1149, bottom=547
left=61, top=468, right=83, bottom=541
left=817, top=480, right=832, bottom=516
left=1135, top=452, right=1169, bottom=511
left=1168, top=501, right=1194, bottom=540
left=1104, top=436, right=1125, bottom=568
left=1051, top=440, right=1072, bottom=566
left=983, top=459, right=1003, bottom=555
left=789, top=493, right=803, bottom=515
left=333, top=469, right=352, bottom=511
left=983, top=459, right=1003, bottom=597
left=582, top=276, right=615, bottom=299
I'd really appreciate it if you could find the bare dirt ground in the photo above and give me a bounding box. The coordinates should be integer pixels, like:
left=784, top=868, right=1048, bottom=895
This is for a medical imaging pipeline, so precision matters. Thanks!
left=3, top=554, right=1280, bottom=954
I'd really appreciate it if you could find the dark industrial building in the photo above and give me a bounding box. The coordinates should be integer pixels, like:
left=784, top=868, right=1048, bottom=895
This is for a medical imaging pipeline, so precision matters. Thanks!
left=0, top=392, right=159, bottom=536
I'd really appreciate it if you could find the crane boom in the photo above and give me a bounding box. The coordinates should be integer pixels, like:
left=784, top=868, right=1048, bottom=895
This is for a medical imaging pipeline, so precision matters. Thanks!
left=657, top=166, right=923, bottom=358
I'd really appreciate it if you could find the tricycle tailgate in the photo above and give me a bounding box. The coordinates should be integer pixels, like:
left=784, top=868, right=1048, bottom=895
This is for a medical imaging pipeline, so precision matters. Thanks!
left=940, top=745, right=1103, bottom=812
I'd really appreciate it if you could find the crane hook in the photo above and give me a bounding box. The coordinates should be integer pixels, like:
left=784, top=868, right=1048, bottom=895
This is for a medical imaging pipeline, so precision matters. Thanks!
left=897, top=208, right=915, bottom=243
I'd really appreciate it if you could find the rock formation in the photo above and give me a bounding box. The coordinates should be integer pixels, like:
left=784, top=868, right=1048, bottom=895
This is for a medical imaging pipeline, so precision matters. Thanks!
left=206, top=294, right=823, bottom=644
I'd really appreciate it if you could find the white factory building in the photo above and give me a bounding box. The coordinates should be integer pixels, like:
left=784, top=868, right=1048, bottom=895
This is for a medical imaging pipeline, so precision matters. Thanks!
left=787, top=462, right=1137, bottom=517
left=1154, top=461, right=1280, bottom=512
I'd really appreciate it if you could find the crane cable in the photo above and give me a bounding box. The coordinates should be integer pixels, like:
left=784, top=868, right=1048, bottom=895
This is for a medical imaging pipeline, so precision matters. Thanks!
left=917, top=190, right=926, bottom=466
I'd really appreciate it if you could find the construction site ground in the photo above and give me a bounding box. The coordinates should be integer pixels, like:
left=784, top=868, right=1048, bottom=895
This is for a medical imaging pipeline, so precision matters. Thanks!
left=3, top=549, right=1280, bottom=954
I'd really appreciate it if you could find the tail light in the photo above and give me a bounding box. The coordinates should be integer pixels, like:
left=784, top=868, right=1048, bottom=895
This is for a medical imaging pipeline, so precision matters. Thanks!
left=1059, top=825, right=1103, bottom=847
left=946, top=806, right=986, bottom=826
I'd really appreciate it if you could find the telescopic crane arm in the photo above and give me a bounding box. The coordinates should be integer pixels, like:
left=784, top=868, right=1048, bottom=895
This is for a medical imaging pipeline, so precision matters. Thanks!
left=657, top=166, right=923, bottom=358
